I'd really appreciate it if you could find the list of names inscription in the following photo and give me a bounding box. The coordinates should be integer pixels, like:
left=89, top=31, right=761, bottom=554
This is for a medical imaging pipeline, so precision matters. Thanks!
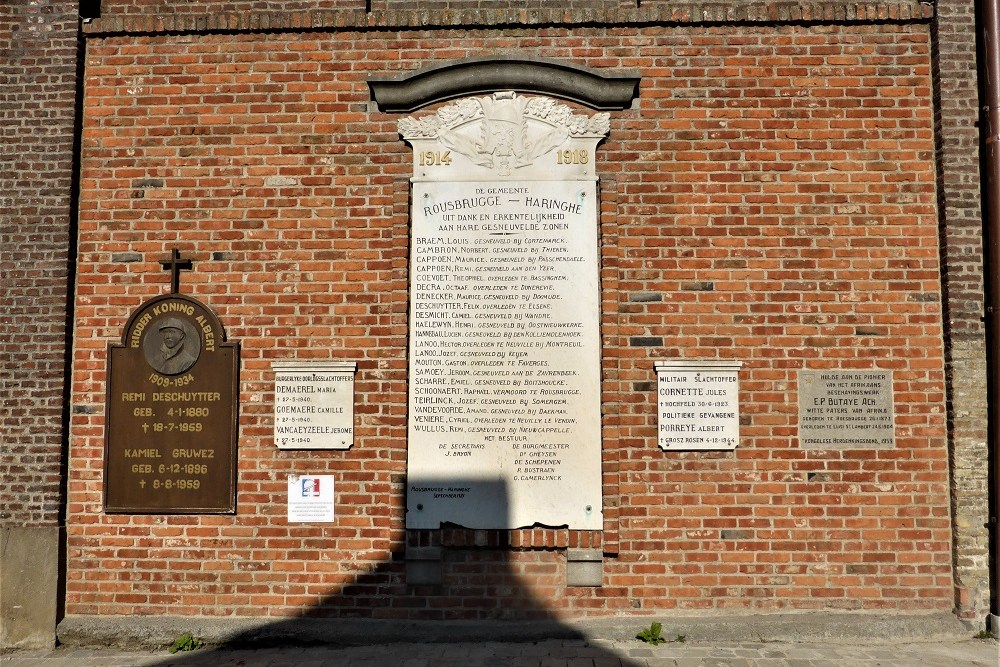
left=408, top=180, right=602, bottom=528
left=273, top=362, right=356, bottom=450
left=655, top=360, right=742, bottom=451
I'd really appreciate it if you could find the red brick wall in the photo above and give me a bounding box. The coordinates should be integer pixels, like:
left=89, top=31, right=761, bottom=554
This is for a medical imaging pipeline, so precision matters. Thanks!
left=0, top=1, right=78, bottom=529
left=68, top=21, right=953, bottom=618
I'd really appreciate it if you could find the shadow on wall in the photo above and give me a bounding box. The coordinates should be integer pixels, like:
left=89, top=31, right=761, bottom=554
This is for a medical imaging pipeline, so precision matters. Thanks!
left=129, top=477, right=624, bottom=664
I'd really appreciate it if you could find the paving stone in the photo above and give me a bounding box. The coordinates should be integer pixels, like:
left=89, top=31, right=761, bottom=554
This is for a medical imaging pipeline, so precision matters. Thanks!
left=1, top=636, right=997, bottom=666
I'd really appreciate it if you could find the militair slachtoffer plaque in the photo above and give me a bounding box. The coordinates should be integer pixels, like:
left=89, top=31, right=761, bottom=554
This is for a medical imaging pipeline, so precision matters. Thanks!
left=105, top=256, right=239, bottom=513
left=655, top=360, right=742, bottom=451
left=400, top=92, right=607, bottom=530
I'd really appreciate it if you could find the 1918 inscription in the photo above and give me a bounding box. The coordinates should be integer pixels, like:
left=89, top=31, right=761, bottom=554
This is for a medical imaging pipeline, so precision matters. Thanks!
left=105, top=294, right=239, bottom=513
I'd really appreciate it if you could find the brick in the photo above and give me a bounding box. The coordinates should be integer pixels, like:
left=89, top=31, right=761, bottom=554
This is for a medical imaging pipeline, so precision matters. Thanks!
left=1, top=1, right=78, bottom=528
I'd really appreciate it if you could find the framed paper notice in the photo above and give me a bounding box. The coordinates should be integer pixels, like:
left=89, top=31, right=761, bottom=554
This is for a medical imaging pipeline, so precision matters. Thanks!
left=287, top=474, right=335, bottom=523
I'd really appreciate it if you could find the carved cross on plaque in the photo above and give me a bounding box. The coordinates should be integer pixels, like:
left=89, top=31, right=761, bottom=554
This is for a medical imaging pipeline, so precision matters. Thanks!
left=159, top=248, right=192, bottom=294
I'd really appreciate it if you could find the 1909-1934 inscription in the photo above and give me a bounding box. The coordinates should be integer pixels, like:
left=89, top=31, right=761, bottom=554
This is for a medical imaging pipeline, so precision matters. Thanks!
left=105, top=257, right=239, bottom=513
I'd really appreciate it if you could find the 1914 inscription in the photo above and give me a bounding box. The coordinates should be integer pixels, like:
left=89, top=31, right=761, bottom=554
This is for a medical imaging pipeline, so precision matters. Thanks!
left=105, top=294, right=239, bottom=513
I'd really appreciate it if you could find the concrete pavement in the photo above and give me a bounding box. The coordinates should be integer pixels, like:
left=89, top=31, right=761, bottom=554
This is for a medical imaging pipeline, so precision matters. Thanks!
left=3, top=636, right=997, bottom=666
left=2, top=612, right=997, bottom=666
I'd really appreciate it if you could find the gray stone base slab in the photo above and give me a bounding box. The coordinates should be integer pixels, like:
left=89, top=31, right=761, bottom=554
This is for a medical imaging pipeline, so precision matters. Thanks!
left=57, top=611, right=975, bottom=652
left=1, top=526, right=60, bottom=650
left=565, top=548, right=603, bottom=587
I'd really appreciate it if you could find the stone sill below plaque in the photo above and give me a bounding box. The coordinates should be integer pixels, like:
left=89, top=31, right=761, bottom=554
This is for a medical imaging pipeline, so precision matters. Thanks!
left=566, top=548, right=603, bottom=587
left=405, top=546, right=443, bottom=586
left=403, top=545, right=605, bottom=587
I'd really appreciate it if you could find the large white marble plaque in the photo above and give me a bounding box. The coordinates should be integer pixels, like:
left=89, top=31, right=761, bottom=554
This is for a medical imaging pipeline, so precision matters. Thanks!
left=401, top=93, right=607, bottom=530
left=798, top=370, right=894, bottom=449
left=273, top=362, right=356, bottom=450
left=655, top=360, right=742, bottom=451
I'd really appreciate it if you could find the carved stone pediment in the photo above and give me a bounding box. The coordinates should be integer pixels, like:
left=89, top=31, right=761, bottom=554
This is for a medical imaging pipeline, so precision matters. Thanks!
left=400, top=92, right=609, bottom=179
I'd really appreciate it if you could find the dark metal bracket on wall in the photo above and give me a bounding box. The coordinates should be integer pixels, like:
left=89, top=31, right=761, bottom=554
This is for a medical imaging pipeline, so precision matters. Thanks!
left=368, top=57, right=641, bottom=112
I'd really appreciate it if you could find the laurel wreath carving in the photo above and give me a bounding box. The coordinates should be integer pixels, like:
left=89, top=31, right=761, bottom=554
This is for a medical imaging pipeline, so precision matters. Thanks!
left=398, top=93, right=610, bottom=139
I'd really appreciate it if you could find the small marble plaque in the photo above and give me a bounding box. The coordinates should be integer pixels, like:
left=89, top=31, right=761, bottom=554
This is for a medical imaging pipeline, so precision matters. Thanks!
left=655, top=360, right=742, bottom=451
left=273, top=362, right=356, bottom=450
left=798, top=370, right=894, bottom=449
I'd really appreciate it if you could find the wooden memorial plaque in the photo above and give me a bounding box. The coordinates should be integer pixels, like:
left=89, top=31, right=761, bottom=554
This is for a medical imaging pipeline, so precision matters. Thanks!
left=104, top=255, right=239, bottom=513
